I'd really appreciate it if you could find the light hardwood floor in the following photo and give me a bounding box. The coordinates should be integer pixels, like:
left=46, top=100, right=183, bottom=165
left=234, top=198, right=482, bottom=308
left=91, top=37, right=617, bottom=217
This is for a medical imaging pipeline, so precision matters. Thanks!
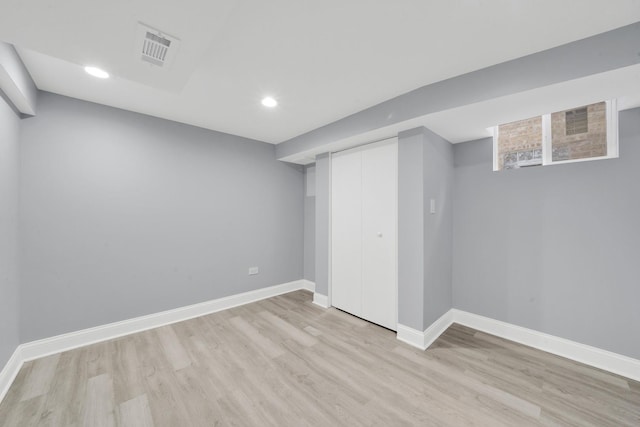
left=1, top=290, right=638, bottom=426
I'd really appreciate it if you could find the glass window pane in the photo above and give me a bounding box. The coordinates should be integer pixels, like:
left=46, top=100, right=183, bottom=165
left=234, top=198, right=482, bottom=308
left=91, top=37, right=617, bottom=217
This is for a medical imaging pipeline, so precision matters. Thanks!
left=497, top=116, right=542, bottom=170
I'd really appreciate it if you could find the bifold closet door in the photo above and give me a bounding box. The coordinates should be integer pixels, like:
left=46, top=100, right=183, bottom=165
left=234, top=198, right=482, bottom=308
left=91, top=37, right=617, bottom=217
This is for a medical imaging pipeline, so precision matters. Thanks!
left=331, top=149, right=363, bottom=317
left=361, top=142, right=397, bottom=330
left=331, top=140, right=397, bottom=331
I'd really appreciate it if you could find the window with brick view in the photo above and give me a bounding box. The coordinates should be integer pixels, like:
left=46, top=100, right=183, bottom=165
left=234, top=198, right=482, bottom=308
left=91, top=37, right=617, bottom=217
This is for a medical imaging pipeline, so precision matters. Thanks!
left=551, top=102, right=607, bottom=162
left=492, top=100, right=617, bottom=171
left=496, top=116, right=543, bottom=171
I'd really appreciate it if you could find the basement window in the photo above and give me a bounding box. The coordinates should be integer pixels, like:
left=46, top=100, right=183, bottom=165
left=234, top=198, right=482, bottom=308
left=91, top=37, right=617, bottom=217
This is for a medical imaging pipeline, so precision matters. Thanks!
left=495, top=116, right=543, bottom=170
left=493, top=100, right=618, bottom=171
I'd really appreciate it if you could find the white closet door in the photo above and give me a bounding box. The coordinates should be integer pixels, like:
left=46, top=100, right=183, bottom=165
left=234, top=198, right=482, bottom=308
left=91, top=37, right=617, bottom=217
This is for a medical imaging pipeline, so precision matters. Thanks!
left=361, top=142, right=397, bottom=330
left=331, top=139, right=397, bottom=331
left=331, top=150, right=363, bottom=317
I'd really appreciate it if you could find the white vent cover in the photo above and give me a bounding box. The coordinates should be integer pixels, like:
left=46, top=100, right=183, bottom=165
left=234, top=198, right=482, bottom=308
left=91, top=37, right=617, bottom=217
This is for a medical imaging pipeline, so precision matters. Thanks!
left=135, top=23, right=180, bottom=68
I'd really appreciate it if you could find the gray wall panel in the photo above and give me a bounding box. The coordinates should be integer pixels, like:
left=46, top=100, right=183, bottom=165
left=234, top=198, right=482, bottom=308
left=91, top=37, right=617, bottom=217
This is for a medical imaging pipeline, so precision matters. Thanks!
left=314, top=155, right=330, bottom=296
left=397, top=130, right=425, bottom=330
left=0, top=96, right=20, bottom=367
left=452, top=108, right=640, bottom=359
left=19, top=92, right=304, bottom=341
left=423, top=129, right=454, bottom=329
left=303, top=165, right=316, bottom=282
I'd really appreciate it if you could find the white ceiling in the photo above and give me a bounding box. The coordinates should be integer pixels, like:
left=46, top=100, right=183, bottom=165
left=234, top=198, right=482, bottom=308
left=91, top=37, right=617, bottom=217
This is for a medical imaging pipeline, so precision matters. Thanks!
left=279, top=64, right=640, bottom=164
left=1, top=1, right=640, bottom=144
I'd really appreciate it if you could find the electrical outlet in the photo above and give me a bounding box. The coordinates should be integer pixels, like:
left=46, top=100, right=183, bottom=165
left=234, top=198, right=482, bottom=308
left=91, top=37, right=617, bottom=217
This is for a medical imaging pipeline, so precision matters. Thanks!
left=248, top=267, right=259, bottom=275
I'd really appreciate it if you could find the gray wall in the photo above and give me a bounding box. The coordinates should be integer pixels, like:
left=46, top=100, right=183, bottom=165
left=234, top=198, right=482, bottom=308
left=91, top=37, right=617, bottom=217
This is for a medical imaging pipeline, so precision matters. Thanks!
left=19, top=92, right=304, bottom=342
left=314, top=154, right=330, bottom=296
left=397, top=130, right=425, bottom=330
left=398, top=127, right=454, bottom=331
left=0, top=96, right=20, bottom=368
left=452, top=107, right=640, bottom=359
left=303, top=166, right=315, bottom=282
left=423, top=129, right=453, bottom=328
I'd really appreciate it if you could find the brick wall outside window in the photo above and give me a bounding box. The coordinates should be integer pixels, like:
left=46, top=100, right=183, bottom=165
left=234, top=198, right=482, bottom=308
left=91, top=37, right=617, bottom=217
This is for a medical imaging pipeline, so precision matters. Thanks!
left=551, top=101, right=607, bottom=161
left=497, top=116, right=542, bottom=170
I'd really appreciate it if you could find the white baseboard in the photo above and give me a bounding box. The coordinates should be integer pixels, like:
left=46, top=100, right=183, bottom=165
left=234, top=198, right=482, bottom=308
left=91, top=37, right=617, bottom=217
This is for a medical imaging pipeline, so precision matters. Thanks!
left=397, top=310, right=454, bottom=350
left=396, top=324, right=427, bottom=349
left=0, top=346, right=22, bottom=406
left=0, top=279, right=312, bottom=404
left=451, top=309, right=640, bottom=383
left=424, top=310, right=455, bottom=349
left=396, top=308, right=640, bottom=382
left=300, top=280, right=316, bottom=292
left=312, top=293, right=330, bottom=308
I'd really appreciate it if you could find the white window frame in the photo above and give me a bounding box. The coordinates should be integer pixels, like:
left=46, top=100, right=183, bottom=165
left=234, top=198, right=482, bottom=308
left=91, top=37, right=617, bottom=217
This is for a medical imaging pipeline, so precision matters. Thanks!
left=492, top=99, right=619, bottom=172
left=492, top=125, right=499, bottom=171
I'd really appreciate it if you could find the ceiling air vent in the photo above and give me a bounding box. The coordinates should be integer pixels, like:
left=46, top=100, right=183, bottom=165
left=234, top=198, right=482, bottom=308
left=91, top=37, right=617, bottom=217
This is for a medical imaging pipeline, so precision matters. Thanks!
left=135, top=23, right=180, bottom=68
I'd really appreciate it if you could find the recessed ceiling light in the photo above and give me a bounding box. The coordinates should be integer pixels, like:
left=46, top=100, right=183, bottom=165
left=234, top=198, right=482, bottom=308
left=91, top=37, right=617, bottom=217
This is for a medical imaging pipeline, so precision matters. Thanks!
left=84, top=66, right=109, bottom=79
left=261, top=96, right=278, bottom=108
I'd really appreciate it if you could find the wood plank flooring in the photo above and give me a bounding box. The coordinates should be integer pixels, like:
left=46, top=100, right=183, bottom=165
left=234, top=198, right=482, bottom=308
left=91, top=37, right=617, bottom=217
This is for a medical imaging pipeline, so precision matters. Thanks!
left=1, top=290, right=638, bottom=426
